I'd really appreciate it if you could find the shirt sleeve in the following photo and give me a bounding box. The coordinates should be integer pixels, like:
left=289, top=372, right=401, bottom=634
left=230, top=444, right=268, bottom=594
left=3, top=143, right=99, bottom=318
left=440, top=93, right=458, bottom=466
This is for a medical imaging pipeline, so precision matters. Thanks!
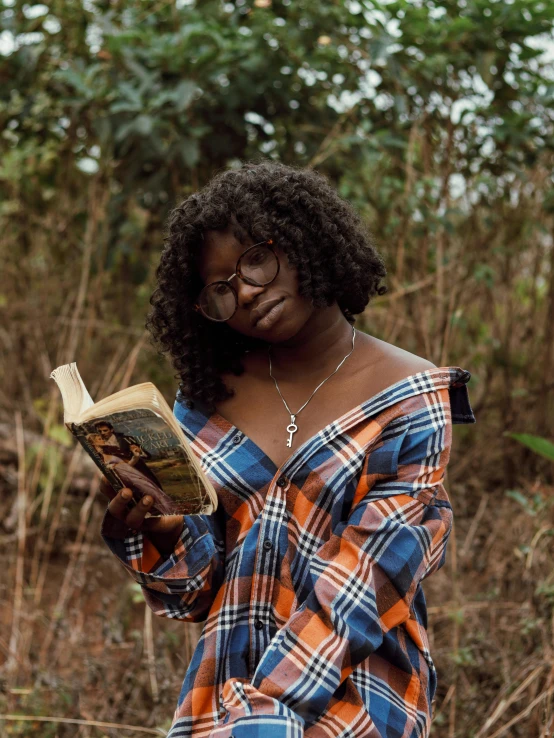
left=101, top=504, right=226, bottom=623
left=216, top=389, right=460, bottom=735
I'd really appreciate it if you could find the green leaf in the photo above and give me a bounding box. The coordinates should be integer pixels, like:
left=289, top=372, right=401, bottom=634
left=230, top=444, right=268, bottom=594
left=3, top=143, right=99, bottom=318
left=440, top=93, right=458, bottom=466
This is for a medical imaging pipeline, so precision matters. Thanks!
left=174, top=80, right=197, bottom=112
left=134, top=114, right=154, bottom=136
left=115, top=114, right=154, bottom=141
left=505, top=433, right=554, bottom=461
left=123, top=54, right=156, bottom=88
left=109, top=100, right=142, bottom=114
left=54, top=68, right=94, bottom=100
left=117, top=81, right=144, bottom=108
left=505, top=489, right=535, bottom=515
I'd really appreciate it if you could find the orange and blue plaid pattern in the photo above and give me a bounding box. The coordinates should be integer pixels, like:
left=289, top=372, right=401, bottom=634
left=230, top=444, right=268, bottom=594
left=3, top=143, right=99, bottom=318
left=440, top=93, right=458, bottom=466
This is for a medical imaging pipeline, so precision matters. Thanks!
left=102, top=366, right=475, bottom=738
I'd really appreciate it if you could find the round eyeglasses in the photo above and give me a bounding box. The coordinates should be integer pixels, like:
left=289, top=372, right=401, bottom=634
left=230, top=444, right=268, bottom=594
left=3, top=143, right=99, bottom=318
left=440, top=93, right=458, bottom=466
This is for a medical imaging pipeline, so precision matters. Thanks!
left=195, top=239, right=280, bottom=322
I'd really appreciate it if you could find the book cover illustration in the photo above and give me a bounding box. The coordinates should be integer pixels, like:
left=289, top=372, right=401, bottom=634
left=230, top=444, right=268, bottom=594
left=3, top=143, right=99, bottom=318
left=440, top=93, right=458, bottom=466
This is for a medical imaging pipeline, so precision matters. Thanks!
left=72, top=408, right=209, bottom=516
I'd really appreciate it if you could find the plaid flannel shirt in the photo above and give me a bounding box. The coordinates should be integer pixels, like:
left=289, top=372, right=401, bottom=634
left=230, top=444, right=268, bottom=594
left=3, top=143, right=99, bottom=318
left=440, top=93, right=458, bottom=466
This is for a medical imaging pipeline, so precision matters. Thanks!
left=102, top=366, right=475, bottom=738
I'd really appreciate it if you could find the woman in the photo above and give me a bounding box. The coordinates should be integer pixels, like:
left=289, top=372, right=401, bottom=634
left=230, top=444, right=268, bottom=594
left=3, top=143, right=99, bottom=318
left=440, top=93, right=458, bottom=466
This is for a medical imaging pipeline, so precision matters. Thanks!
left=87, top=434, right=176, bottom=515
left=100, top=161, right=475, bottom=738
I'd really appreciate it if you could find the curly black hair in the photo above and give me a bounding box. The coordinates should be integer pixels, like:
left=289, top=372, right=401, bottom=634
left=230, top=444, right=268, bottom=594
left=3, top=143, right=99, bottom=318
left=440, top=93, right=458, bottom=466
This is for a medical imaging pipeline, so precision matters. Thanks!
left=146, top=159, right=388, bottom=413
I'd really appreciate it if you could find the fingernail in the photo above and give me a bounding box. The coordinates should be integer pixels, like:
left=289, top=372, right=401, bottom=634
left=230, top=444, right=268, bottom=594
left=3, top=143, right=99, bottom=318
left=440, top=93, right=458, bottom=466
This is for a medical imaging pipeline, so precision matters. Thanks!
left=142, top=496, right=152, bottom=506
left=121, top=489, right=132, bottom=500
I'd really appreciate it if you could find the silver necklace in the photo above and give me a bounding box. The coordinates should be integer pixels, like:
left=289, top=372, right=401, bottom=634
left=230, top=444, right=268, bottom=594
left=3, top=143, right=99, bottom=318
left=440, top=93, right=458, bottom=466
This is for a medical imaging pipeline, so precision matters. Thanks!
left=268, top=325, right=356, bottom=448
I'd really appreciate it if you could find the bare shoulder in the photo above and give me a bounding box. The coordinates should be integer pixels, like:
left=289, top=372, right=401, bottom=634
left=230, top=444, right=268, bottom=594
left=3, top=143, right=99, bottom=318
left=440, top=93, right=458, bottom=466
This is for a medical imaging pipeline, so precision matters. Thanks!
left=353, top=331, right=436, bottom=389
left=218, top=331, right=436, bottom=417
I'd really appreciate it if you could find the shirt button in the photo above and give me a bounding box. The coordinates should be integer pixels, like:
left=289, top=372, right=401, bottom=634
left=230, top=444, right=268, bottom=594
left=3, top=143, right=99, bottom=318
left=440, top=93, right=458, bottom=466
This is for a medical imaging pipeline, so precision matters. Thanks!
left=263, top=539, right=272, bottom=550
left=254, top=619, right=264, bottom=630
left=276, top=475, right=287, bottom=487
left=232, top=433, right=242, bottom=444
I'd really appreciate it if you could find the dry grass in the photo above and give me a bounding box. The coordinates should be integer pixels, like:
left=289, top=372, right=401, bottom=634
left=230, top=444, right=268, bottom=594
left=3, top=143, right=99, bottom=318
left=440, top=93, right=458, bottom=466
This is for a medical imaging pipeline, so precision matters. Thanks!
left=0, top=390, right=552, bottom=738
left=1, top=158, right=553, bottom=736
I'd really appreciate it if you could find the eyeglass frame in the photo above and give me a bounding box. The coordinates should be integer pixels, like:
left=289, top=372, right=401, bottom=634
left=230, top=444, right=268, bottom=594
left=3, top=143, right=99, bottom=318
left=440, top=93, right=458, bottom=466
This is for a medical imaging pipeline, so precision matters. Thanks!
left=194, top=239, right=280, bottom=322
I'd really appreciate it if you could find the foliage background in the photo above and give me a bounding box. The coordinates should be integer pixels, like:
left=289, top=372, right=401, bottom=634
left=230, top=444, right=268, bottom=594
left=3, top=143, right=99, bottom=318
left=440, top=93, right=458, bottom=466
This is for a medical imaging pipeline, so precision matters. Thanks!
left=1, top=0, right=553, bottom=736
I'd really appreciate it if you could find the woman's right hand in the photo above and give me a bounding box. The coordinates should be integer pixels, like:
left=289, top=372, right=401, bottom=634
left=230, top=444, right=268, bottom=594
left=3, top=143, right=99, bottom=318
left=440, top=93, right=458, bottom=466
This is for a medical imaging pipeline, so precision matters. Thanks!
left=99, top=476, right=184, bottom=556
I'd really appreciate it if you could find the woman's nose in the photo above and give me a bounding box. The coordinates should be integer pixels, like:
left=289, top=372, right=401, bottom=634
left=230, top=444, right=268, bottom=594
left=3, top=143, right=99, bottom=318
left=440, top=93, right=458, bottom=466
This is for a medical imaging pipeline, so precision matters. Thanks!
left=234, top=278, right=265, bottom=309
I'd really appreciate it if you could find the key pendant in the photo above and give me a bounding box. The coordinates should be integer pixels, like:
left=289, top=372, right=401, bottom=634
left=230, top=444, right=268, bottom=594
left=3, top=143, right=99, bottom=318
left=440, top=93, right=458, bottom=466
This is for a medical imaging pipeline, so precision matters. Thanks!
left=286, top=415, right=298, bottom=448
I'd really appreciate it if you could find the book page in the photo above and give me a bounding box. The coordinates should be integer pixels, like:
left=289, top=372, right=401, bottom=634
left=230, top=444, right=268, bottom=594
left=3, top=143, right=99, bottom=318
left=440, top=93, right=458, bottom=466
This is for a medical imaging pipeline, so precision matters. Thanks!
left=75, top=408, right=210, bottom=515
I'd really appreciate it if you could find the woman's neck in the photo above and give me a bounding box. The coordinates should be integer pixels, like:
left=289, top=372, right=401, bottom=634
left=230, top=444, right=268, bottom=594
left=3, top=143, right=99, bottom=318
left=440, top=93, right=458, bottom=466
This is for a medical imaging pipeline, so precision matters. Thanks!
left=267, top=304, right=356, bottom=380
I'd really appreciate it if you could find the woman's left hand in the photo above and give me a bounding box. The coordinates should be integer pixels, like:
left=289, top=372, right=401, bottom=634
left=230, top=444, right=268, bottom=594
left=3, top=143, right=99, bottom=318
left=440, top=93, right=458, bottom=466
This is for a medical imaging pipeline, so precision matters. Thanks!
left=99, top=476, right=184, bottom=555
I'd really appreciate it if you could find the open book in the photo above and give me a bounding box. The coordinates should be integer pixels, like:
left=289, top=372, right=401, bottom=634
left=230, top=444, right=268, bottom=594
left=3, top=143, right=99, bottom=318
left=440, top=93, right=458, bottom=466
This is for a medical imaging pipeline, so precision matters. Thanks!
left=50, top=363, right=217, bottom=516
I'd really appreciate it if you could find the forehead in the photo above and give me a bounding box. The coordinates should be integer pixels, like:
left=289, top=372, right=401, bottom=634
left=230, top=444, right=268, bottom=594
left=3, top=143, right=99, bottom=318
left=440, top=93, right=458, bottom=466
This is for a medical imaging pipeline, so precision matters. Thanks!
left=197, top=221, right=253, bottom=279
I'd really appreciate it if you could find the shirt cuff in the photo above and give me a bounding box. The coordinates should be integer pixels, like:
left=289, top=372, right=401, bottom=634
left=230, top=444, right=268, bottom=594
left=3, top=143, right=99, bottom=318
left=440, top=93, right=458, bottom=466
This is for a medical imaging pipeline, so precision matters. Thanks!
left=101, top=509, right=217, bottom=584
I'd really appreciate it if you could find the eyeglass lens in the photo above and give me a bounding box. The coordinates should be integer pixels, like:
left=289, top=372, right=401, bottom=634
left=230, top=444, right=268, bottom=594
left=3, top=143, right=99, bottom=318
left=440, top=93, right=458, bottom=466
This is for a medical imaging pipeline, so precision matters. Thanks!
left=199, top=244, right=279, bottom=321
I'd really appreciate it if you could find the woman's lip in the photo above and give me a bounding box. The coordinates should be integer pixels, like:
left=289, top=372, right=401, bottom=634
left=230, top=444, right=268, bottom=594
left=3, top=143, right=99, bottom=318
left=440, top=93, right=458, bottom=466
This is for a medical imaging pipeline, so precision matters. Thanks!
left=251, top=297, right=285, bottom=326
